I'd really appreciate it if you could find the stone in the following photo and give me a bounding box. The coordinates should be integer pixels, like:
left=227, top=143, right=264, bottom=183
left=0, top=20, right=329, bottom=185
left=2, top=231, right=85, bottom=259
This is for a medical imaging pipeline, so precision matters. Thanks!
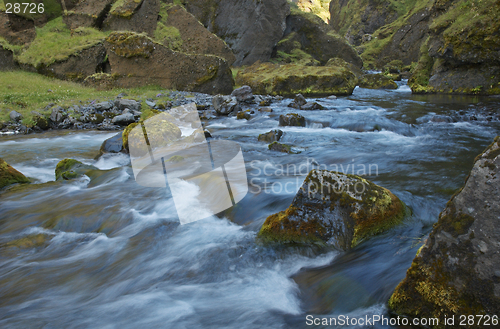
left=212, top=95, right=240, bottom=115
left=294, top=93, right=307, bottom=107
left=104, top=0, right=160, bottom=37
left=235, top=62, right=357, bottom=97
left=111, top=113, right=136, bottom=126
left=231, top=85, right=254, bottom=103
left=268, top=141, right=292, bottom=154
left=9, top=111, right=22, bottom=122
left=95, top=132, right=124, bottom=159
left=115, top=99, right=141, bottom=112
left=32, top=114, right=49, bottom=130
left=359, top=74, right=398, bottom=89
left=94, top=101, right=113, bottom=112
left=104, top=31, right=233, bottom=94
left=236, top=111, right=251, bottom=120
left=49, top=106, right=66, bottom=125
left=183, top=0, right=290, bottom=66
left=258, top=129, right=283, bottom=143
left=301, top=102, right=326, bottom=111
left=0, top=158, right=30, bottom=189
left=55, top=159, right=98, bottom=181
left=62, top=0, right=115, bottom=30
left=279, top=113, right=306, bottom=127
left=389, top=136, right=500, bottom=321
left=158, top=5, right=236, bottom=65
left=258, top=169, right=407, bottom=249
left=258, top=107, right=273, bottom=113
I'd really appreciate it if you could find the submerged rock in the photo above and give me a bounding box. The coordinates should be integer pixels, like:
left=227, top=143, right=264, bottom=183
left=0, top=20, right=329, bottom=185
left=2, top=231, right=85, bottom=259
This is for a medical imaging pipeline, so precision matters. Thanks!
left=0, top=158, right=30, bottom=189
left=389, top=136, right=500, bottom=322
left=279, top=113, right=306, bottom=127
left=359, top=74, right=398, bottom=89
left=258, top=170, right=407, bottom=250
left=258, top=129, right=283, bottom=143
left=235, top=62, right=357, bottom=97
left=268, top=142, right=293, bottom=154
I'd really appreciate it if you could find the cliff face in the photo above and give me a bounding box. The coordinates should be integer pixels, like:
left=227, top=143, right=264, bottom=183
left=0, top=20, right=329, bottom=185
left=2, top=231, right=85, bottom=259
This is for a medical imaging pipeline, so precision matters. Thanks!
left=181, top=0, right=291, bottom=66
left=389, top=137, right=500, bottom=325
left=330, top=0, right=500, bottom=94
left=410, top=0, right=500, bottom=95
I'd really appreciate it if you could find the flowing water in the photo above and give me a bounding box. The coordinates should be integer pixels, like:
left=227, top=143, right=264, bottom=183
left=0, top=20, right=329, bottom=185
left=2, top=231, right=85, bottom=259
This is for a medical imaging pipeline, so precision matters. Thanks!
left=1, top=82, right=499, bottom=328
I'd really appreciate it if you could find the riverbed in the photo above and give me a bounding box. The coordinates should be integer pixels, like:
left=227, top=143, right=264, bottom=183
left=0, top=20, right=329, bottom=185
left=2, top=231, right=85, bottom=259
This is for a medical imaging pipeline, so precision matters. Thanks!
left=1, top=82, right=499, bottom=328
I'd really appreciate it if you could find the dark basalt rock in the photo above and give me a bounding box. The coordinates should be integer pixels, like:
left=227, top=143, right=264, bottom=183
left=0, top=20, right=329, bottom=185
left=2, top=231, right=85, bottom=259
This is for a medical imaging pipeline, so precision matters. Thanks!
left=279, top=113, right=306, bottom=127
left=389, top=136, right=500, bottom=323
left=257, top=169, right=407, bottom=250
left=258, top=129, right=283, bottom=143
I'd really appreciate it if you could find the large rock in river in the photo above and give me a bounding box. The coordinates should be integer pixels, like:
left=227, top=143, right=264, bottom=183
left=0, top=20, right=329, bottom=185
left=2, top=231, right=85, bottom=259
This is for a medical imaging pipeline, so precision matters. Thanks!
left=389, top=137, right=500, bottom=323
left=235, top=62, right=357, bottom=96
left=0, top=158, right=30, bottom=189
left=104, top=31, right=234, bottom=94
left=55, top=159, right=98, bottom=181
left=258, top=170, right=407, bottom=250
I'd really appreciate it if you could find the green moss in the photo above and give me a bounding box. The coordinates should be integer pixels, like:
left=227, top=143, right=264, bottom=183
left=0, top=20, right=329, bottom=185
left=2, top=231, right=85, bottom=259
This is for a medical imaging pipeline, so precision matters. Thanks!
left=268, top=141, right=293, bottom=153
left=0, top=36, right=22, bottom=54
left=55, top=158, right=81, bottom=180
left=1, top=234, right=52, bottom=250
left=0, top=157, right=30, bottom=189
left=4, top=0, right=62, bottom=20
left=17, top=17, right=107, bottom=68
left=154, top=23, right=183, bottom=51
left=258, top=207, right=327, bottom=246
left=106, top=31, right=156, bottom=58
left=109, top=0, right=142, bottom=18
left=359, top=74, right=398, bottom=89
left=236, top=63, right=357, bottom=97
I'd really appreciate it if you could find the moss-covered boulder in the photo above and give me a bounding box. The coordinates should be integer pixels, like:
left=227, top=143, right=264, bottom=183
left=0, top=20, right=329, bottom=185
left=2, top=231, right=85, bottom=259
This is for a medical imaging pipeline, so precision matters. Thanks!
left=279, top=113, right=305, bottom=127
left=268, top=141, right=293, bottom=154
left=104, top=31, right=234, bottom=94
left=55, top=159, right=98, bottom=181
left=258, top=170, right=407, bottom=250
left=359, top=74, right=398, bottom=89
left=0, top=158, right=30, bottom=189
left=389, top=137, right=500, bottom=325
left=62, top=0, right=115, bottom=30
left=235, top=62, right=357, bottom=97
left=122, top=111, right=182, bottom=152
left=275, top=8, right=363, bottom=67
left=258, top=129, right=283, bottom=143
left=104, top=0, right=160, bottom=36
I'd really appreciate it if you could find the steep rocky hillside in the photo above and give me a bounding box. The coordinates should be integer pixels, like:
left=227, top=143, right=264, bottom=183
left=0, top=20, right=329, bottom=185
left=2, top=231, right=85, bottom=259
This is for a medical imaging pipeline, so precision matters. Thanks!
left=330, top=0, right=500, bottom=95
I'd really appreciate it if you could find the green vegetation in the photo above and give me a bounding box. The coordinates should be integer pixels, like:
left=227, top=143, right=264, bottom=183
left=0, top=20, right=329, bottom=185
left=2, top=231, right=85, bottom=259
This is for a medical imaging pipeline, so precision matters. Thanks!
left=4, top=0, right=62, bottom=20
left=289, top=0, right=331, bottom=23
left=17, top=17, right=107, bottom=68
left=0, top=71, right=173, bottom=123
left=0, top=157, right=30, bottom=189
left=0, top=36, right=22, bottom=54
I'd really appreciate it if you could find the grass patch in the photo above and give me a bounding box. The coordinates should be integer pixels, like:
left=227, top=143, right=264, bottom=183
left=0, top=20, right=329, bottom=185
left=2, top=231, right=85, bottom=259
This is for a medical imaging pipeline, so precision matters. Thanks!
left=0, top=0, right=6, bottom=11
left=0, top=71, right=174, bottom=123
left=16, top=17, right=107, bottom=68
left=0, top=36, right=22, bottom=54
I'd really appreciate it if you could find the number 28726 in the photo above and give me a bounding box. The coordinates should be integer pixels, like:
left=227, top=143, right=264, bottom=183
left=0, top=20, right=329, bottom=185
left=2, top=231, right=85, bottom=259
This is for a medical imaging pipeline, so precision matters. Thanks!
left=5, top=2, right=45, bottom=14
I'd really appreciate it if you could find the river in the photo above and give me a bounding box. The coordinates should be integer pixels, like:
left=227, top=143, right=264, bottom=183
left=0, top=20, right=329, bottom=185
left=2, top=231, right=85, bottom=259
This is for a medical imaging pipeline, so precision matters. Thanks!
left=1, top=82, right=499, bottom=328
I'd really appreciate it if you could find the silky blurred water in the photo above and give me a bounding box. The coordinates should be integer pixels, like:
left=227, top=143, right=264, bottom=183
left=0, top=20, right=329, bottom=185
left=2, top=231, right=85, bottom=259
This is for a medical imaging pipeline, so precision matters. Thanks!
left=1, top=82, right=499, bottom=328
